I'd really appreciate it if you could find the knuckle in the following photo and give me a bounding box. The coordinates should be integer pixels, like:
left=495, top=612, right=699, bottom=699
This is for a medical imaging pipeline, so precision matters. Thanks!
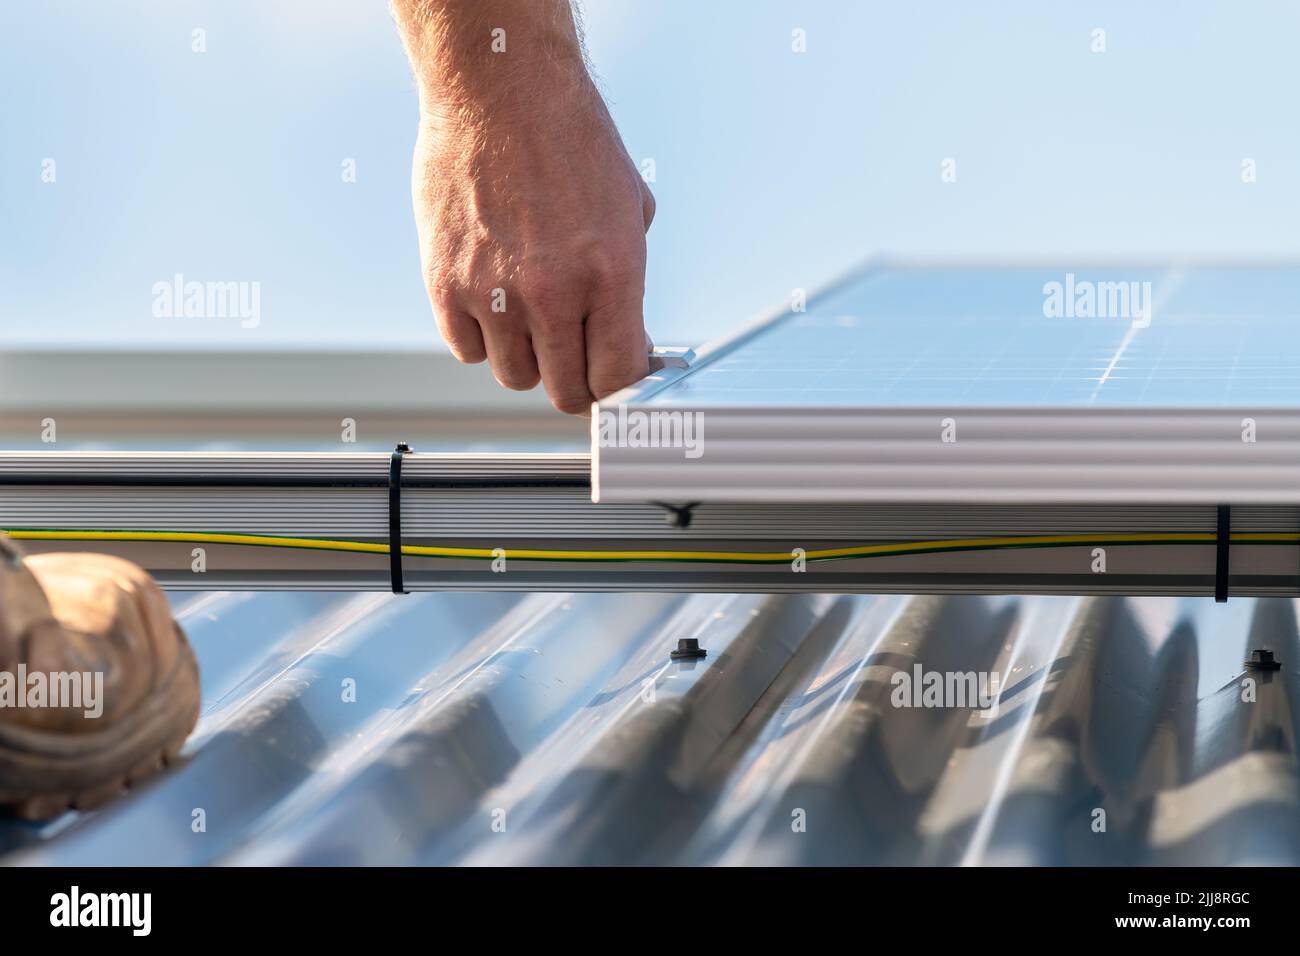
left=587, top=248, right=644, bottom=294
left=423, top=259, right=464, bottom=299
left=427, top=285, right=460, bottom=312
left=521, top=275, right=571, bottom=312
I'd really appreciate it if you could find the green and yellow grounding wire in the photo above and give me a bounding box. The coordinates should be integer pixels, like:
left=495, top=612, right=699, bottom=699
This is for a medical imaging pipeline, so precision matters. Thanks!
left=5, top=528, right=1300, bottom=564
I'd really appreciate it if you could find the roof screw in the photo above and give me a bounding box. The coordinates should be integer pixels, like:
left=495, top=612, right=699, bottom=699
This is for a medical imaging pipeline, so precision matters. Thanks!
left=1245, top=648, right=1281, bottom=671
left=670, top=638, right=707, bottom=662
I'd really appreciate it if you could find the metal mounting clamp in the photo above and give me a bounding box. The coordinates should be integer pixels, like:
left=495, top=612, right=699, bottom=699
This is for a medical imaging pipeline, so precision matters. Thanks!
left=647, top=346, right=695, bottom=373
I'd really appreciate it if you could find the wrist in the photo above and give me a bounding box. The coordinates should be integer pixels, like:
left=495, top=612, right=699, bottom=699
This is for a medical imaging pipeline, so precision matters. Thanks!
left=417, top=54, right=594, bottom=134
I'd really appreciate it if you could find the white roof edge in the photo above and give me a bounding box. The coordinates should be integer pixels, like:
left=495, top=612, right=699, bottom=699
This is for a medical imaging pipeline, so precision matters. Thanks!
left=0, top=349, right=556, bottom=414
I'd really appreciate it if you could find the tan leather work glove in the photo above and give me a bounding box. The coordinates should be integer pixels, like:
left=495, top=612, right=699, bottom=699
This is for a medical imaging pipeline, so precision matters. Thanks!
left=0, top=534, right=200, bottom=820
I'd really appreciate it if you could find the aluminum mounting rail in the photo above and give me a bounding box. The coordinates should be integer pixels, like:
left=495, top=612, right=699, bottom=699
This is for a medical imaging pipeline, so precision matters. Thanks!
left=2, top=451, right=1299, bottom=597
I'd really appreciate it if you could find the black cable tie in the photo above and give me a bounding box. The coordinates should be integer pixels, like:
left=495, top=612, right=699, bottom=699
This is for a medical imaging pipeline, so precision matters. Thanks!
left=1215, top=504, right=1231, bottom=603
left=389, top=442, right=412, bottom=594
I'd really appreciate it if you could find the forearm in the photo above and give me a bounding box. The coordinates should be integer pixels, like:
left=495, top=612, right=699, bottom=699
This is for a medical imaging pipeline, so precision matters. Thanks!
left=390, top=0, right=591, bottom=125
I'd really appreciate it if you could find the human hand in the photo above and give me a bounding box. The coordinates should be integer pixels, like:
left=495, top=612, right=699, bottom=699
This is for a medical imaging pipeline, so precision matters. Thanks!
left=394, top=0, right=655, bottom=414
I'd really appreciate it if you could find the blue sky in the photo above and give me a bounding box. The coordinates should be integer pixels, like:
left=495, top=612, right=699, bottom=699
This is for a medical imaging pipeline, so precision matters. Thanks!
left=3, top=0, right=1298, bottom=349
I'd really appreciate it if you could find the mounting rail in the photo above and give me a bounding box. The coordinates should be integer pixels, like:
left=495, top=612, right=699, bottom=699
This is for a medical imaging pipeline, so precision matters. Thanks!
left=0, top=450, right=1296, bottom=597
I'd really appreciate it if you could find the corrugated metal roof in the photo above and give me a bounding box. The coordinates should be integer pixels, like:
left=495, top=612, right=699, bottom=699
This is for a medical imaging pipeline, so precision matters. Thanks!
left=3, top=589, right=1294, bottom=865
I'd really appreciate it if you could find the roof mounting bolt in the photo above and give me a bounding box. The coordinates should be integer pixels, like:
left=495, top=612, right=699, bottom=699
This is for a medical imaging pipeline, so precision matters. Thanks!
left=670, top=638, right=707, bottom=662
left=1245, top=648, right=1281, bottom=671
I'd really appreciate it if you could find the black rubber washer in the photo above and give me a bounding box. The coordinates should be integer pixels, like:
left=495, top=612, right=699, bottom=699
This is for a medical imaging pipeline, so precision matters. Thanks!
left=670, top=638, right=707, bottom=661
left=1215, top=504, right=1231, bottom=603
left=389, top=442, right=412, bottom=594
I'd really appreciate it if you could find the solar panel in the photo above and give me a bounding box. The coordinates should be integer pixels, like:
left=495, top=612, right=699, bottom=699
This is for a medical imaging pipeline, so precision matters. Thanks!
left=594, top=261, right=1300, bottom=504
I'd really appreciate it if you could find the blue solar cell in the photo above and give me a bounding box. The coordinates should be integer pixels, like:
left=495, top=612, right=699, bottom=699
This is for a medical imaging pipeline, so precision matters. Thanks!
left=643, top=265, right=1300, bottom=408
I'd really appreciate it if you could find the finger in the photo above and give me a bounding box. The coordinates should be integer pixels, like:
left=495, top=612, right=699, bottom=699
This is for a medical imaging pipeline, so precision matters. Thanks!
left=533, top=320, right=593, bottom=415
left=432, top=303, right=487, bottom=364
left=478, top=320, right=541, bottom=391
left=585, top=293, right=649, bottom=399
left=641, top=183, right=656, bottom=230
